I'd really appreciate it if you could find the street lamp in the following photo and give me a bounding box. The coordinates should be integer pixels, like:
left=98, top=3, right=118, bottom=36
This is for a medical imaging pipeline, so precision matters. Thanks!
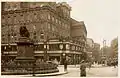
left=60, top=43, right=66, bottom=65
left=59, top=42, right=64, bottom=64
left=41, top=32, right=49, bottom=62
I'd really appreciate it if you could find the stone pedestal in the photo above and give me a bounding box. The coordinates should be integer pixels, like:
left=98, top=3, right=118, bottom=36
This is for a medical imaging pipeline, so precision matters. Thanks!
left=15, top=37, right=35, bottom=62
left=15, top=37, right=35, bottom=73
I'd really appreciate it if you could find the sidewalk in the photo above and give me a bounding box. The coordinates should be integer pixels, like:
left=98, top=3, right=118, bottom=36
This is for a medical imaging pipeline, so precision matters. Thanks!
left=63, top=64, right=105, bottom=68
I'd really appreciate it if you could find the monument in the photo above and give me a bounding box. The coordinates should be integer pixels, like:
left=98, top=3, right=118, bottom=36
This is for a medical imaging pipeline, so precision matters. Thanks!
left=15, top=26, right=35, bottom=62
left=15, top=26, right=35, bottom=74
left=2, top=26, right=59, bottom=75
left=15, top=26, right=59, bottom=74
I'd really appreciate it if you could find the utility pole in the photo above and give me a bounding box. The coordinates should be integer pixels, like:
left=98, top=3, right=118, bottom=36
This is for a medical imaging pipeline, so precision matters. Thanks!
left=103, top=39, right=106, bottom=57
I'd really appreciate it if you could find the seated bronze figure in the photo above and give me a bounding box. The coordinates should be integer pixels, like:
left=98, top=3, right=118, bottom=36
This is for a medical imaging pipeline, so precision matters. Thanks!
left=20, top=26, right=30, bottom=38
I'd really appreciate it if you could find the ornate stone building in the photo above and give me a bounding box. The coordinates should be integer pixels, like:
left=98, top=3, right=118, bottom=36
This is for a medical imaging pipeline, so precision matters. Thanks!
left=1, top=2, right=87, bottom=64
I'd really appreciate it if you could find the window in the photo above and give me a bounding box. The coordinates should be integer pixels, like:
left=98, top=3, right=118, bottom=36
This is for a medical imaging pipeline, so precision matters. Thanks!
left=2, top=17, right=5, bottom=24
left=39, top=44, right=44, bottom=50
left=33, top=25, right=36, bottom=30
left=1, top=46, right=4, bottom=52
left=13, top=4, right=17, bottom=10
left=49, top=44, right=59, bottom=51
left=66, top=44, right=69, bottom=50
left=59, top=20, right=61, bottom=25
left=72, top=45, right=75, bottom=50
left=56, top=19, right=58, bottom=23
left=12, top=45, right=17, bottom=51
left=40, top=34, right=44, bottom=39
left=2, top=38, right=5, bottom=41
left=28, top=13, right=32, bottom=22
left=52, top=16, right=54, bottom=22
left=4, top=46, right=7, bottom=51
left=52, top=26, right=55, bottom=32
left=34, top=44, right=43, bottom=51
left=48, top=14, right=50, bottom=20
left=14, top=25, right=17, bottom=31
left=34, top=13, right=38, bottom=21
left=33, top=32, right=36, bottom=40
left=48, top=23, right=51, bottom=30
left=7, top=5, right=11, bottom=11
left=41, top=13, right=44, bottom=19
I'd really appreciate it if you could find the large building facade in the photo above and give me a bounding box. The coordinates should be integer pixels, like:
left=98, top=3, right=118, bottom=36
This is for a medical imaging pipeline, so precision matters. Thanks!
left=1, top=2, right=87, bottom=64
left=93, top=43, right=100, bottom=62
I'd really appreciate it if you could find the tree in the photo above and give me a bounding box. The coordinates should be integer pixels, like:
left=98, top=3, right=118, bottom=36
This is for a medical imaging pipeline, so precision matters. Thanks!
left=111, top=37, right=118, bottom=58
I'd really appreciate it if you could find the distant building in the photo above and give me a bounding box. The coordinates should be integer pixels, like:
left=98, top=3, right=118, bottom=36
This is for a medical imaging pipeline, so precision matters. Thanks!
left=1, top=2, right=87, bottom=64
left=100, top=46, right=112, bottom=60
left=93, top=43, right=100, bottom=62
left=86, top=38, right=94, bottom=48
left=86, top=38, right=94, bottom=61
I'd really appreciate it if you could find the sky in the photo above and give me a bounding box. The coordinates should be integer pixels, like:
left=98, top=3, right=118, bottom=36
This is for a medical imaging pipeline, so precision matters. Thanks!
left=66, top=0, right=119, bottom=47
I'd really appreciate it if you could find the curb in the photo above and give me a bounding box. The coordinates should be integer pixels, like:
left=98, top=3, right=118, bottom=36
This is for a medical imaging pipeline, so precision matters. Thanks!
left=23, top=71, right=68, bottom=77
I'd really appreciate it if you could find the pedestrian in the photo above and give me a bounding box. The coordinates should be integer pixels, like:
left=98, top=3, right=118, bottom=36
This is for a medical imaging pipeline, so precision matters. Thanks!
left=64, top=60, right=67, bottom=71
left=113, top=61, right=116, bottom=68
left=88, top=62, right=92, bottom=69
left=80, top=60, right=86, bottom=77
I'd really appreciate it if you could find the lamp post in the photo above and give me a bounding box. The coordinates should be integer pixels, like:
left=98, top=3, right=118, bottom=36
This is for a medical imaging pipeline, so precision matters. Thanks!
left=43, top=42, right=49, bottom=62
left=60, top=43, right=64, bottom=64
left=59, top=36, right=66, bottom=64
left=103, top=39, right=106, bottom=65
left=41, top=32, right=49, bottom=62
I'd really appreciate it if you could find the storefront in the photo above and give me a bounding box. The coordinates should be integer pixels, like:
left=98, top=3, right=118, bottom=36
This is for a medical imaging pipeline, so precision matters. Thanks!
left=1, top=39, right=84, bottom=65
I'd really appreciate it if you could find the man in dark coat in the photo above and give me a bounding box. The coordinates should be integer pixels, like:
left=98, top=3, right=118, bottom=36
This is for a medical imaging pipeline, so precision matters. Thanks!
left=80, top=60, right=86, bottom=77
left=64, top=60, right=67, bottom=71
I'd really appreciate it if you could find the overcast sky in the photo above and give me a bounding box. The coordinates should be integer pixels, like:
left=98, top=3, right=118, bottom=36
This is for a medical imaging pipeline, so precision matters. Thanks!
left=66, top=0, right=119, bottom=47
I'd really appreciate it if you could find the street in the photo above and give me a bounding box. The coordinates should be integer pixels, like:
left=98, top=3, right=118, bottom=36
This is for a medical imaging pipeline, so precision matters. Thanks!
left=1, top=64, right=118, bottom=77
left=53, top=65, right=118, bottom=77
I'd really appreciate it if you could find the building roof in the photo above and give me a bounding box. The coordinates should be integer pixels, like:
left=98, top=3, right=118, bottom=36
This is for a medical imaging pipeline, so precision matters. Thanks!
left=71, top=18, right=87, bottom=34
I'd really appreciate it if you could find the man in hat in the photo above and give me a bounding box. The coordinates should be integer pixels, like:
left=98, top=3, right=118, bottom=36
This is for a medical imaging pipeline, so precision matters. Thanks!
left=80, top=60, right=86, bottom=77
